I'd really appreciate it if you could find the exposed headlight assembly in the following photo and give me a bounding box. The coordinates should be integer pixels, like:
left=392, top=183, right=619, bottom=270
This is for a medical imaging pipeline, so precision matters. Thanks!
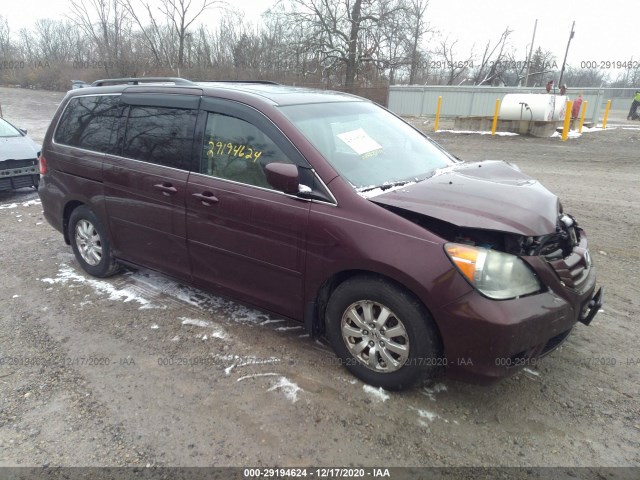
left=445, top=243, right=542, bottom=300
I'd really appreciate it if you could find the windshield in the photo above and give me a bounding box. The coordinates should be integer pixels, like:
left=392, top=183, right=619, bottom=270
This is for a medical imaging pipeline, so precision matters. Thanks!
left=0, top=119, right=22, bottom=138
left=280, top=101, right=455, bottom=191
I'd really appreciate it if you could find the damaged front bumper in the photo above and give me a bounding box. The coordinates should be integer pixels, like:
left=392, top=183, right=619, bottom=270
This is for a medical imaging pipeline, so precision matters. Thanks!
left=435, top=231, right=602, bottom=384
left=0, top=159, right=39, bottom=191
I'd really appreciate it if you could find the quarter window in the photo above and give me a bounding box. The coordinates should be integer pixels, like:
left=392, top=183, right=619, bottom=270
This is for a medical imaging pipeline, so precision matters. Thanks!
left=201, top=112, right=293, bottom=189
left=54, top=95, right=123, bottom=153
left=122, top=106, right=197, bottom=170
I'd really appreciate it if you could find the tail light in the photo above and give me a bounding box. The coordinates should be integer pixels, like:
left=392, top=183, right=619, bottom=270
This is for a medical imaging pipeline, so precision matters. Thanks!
left=39, top=153, right=47, bottom=175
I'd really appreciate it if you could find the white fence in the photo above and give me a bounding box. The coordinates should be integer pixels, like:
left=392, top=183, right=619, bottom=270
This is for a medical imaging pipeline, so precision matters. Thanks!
left=388, top=86, right=638, bottom=124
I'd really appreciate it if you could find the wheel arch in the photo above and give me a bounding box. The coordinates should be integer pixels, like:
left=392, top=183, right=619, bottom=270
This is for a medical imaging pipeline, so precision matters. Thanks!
left=311, top=269, right=443, bottom=352
left=62, top=200, right=85, bottom=244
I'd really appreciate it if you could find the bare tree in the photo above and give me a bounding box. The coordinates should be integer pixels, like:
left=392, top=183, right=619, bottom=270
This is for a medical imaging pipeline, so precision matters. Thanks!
left=514, top=47, right=557, bottom=87
left=68, top=0, right=131, bottom=75
left=562, top=66, right=609, bottom=88
left=122, top=0, right=220, bottom=73
left=404, top=0, right=430, bottom=84
left=0, top=15, right=12, bottom=57
left=470, top=27, right=512, bottom=86
left=436, top=37, right=471, bottom=85
left=280, top=0, right=404, bottom=87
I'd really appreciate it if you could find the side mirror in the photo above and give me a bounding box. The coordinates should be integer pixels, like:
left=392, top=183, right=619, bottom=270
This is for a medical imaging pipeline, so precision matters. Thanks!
left=265, top=162, right=299, bottom=194
left=19, top=128, right=27, bottom=135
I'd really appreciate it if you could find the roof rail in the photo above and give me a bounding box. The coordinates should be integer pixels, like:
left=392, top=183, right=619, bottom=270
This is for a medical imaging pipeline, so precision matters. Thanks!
left=199, top=80, right=280, bottom=85
left=91, top=77, right=195, bottom=87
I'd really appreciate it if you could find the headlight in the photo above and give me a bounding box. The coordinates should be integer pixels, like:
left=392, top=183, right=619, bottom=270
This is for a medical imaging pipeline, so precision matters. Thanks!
left=445, top=243, right=541, bottom=300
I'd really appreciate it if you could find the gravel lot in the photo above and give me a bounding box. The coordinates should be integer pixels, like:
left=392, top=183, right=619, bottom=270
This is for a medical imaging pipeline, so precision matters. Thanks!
left=0, top=86, right=638, bottom=473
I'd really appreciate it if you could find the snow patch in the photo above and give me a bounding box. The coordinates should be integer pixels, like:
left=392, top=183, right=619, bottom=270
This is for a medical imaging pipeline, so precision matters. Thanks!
left=180, top=317, right=212, bottom=328
left=268, top=376, right=303, bottom=403
left=422, top=383, right=448, bottom=401
left=41, top=264, right=162, bottom=310
left=275, top=326, right=303, bottom=332
left=357, top=181, right=417, bottom=199
left=210, top=328, right=230, bottom=340
left=410, top=405, right=439, bottom=424
left=363, top=385, right=390, bottom=402
left=129, top=269, right=274, bottom=325
left=0, top=199, right=41, bottom=209
left=236, top=373, right=280, bottom=382
left=438, top=130, right=519, bottom=136
left=551, top=130, right=582, bottom=139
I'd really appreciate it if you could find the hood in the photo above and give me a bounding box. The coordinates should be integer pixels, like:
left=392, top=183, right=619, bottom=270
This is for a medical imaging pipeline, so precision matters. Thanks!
left=0, top=136, right=41, bottom=162
left=370, top=160, right=559, bottom=236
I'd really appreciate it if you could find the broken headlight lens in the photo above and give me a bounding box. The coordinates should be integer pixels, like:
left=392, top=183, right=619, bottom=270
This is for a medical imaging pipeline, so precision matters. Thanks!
left=445, top=243, right=541, bottom=300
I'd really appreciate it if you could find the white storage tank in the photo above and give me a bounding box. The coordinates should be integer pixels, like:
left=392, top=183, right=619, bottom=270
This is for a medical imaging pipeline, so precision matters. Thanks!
left=499, top=94, right=567, bottom=121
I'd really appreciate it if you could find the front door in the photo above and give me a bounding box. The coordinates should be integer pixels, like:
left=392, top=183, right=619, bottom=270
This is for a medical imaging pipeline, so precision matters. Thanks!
left=186, top=99, right=310, bottom=319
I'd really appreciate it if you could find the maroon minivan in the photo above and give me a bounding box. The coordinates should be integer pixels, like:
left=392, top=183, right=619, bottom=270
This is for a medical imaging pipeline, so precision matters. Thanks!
left=38, top=77, right=603, bottom=389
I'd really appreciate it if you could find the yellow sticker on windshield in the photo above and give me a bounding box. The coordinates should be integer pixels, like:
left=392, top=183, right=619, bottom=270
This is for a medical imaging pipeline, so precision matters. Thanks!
left=337, top=128, right=383, bottom=158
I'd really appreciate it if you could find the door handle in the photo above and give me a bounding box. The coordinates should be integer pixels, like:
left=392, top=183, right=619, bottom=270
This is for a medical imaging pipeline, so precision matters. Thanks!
left=153, top=183, right=178, bottom=196
left=192, top=191, right=219, bottom=206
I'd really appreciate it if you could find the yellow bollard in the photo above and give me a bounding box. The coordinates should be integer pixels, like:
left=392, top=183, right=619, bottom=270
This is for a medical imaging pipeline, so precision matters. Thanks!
left=434, top=96, right=442, bottom=131
left=602, top=99, right=612, bottom=129
left=491, top=99, right=500, bottom=136
left=578, top=100, right=588, bottom=133
left=562, top=100, right=573, bottom=141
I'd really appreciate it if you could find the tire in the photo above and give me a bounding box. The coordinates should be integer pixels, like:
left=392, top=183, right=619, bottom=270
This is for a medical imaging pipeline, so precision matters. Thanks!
left=325, top=276, right=442, bottom=390
left=68, top=206, right=119, bottom=277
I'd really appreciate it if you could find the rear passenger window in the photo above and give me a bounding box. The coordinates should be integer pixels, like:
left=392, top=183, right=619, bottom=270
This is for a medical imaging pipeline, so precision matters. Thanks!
left=122, top=106, right=197, bottom=170
left=54, top=95, right=123, bottom=153
left=201, top=112, right=293, bottom=188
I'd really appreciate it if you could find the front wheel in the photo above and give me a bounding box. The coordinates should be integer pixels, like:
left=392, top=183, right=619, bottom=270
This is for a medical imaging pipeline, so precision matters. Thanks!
left=68, top=206, right=119, bottom=277
left=325, top=276, right=442, bottom=390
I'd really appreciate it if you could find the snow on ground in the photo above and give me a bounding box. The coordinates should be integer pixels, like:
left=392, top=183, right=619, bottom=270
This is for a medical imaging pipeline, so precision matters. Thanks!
left=128, top=269, right=273, bottom=325
left=236, top=372, right=280, bottom=382
left=437, top=130, right=519, bottom=136
left=267, top=376, right=303, bottom=403
left=362, top=385, right=390, bottom=402
left=412, top=407, right=438, bottom=422
left=41, top=264, right=163, bottom=310
left=179, top=317, right=212, bottom=328
left=421, top=383, right=448, bottom=401
left=551, top=130, right=582, bottom=139
left=0, top=199, right=41, bottom=210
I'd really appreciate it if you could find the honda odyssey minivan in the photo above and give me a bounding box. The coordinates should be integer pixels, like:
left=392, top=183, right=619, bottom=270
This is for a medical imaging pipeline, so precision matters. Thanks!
left=38, top=77, right=603, bottom=389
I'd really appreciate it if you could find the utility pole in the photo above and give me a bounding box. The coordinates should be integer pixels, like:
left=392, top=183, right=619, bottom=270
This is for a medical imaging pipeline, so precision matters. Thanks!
left=558, top=21, right=575, bottom=87
left=524, top=19, right=538, bottom=87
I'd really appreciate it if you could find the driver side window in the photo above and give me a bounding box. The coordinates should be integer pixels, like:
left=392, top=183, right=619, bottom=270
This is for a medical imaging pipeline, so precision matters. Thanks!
left=201, top=112, right=293, bottom=189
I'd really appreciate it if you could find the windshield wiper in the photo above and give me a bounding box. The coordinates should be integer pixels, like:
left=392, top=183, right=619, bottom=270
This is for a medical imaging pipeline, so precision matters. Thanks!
left=358, top=180, right=413, bottom=193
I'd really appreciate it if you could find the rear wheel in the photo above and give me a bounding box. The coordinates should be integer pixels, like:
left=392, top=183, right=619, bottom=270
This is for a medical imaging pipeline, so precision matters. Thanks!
left=68, top=206, right=119, bottom=277
left=325, top=276, right=441, bottom=390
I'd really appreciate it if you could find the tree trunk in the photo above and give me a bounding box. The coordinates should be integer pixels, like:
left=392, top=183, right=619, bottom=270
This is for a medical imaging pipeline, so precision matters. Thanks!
left=345, top=0, right=362, bottom=88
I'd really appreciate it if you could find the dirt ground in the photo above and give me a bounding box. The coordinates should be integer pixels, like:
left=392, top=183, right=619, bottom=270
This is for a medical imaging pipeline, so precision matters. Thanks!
left=0, top=86, right=639, bottom=473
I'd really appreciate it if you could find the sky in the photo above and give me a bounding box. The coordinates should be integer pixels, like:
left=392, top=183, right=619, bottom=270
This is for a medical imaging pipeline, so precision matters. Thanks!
left=3, top=0, right=638, bottom=71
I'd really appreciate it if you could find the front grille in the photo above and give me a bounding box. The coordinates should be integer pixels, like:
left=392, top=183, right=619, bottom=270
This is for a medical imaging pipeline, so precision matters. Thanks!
left=537, top=215, right=591, bottom=289
left=546, top=237, right=591, bottom=288
left=549, top=248, right=589, bottom=288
